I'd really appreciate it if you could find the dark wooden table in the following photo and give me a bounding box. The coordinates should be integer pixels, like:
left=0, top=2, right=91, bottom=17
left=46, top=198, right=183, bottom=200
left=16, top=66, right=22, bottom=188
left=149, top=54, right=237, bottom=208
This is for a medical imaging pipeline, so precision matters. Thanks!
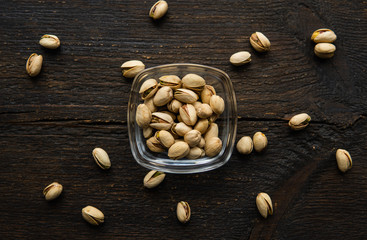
left=1, top=0, right=366, bottom=239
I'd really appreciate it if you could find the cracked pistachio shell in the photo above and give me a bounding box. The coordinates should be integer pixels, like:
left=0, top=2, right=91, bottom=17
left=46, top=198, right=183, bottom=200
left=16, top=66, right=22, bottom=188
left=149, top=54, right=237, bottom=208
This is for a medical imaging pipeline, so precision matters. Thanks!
left=311, top=29, right=337, bottom=43
left=204, top=123, right=218, bottom=142
left=230, top=51, right=251, bottom=66
left=201, top=85, right=216, bottom=104
left=43, top=182, right=63, bottom=201
left=177, top=201, right=191, bottom=223
left=314, top=43, right=336, bottom=59
left=153, top=86, right=173, bottom=106
left=336, top=149, right=352, bottom=172
left=146, top=136, right=165, bottom=152
left=289, top=113, right=311, bottom=130
left=182, top=73, right=206, bottom=92
left=136, top=104, right=152, bottom=128
left=82, top=206, right=104, bottom=225
left=143, top=170, right=166, bottom=188
left=26, top=53, right=43, bottom=77
left=187, top=147, right=204, bottom=160
left=150, top=112, right=173, bottom=130
left=174, top=88, right=199, bottom=104
left=144, top=98, right=158, bottom=113
left=155, top=130, right=175, bottom=148
left=39, top=34, right=60, bottom=49
left=198, top=137, right=205, bottom=148
left=196, top=103, right=213, bottom=118
left=172, top=122, right=192, bottom=136
left=92, top=147, right=111, bottom=170
left=205, top=137, right=222, bottom=157
left=236, top=136, right=253, bottom=155
left=184, top=130, right=201, bottom=147
left=167, top=99, right=182, bottom=113
left=168, top=142, right=190, bottom=160
left=250, top=32, right=271, bottom=52
left=149, top=0, right=168, bottom=20
left=121, top=60, right=145, bottom=78
left=194, top=118, right=209, bottom=135
left=253, top=132, right=267, bottom=152
left=256, top=192, right=273, bottom=218
left=143, top=127, right=154, bottom=138
left=210, top=95, right=225, bottom=115
left=159, top=75, right=181, bottom=89
left=179, top=104, right=197, bottom=126
left=139, top=78, right=159, bottom=100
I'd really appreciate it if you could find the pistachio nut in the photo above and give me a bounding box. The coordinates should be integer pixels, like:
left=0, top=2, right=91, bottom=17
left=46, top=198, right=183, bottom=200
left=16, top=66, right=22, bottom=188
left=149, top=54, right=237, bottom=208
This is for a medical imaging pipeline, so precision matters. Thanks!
left=314, top=43, right=336, bottom=59
left=39, top=34, right=60, bottom=49
left=288, top=113, right=311, bottom=130
left=121, top=60, right=145, bottom=78
left=159, top=75, right=181, bottom=89
left=143, top=170, right=166, bottom=188
left=146, top=136, right=165, bottom=152
left=209, top=114, right=219, bottom=123
left=26, top=53, right=43, bottom=77
left=236, top=136, right=253, bottom=155
left=172, top=122, right=192, bottom=136
left=92, top=147, right=111, bottom=170
left=192, top=101, right=202, bottom=110
left=150, top=112, right=173, bottom=130
left=174, top=138, right=185, bottom=144
left=230, top=51, right=251, bottom=66
left=198, top=137, right=205, bottom=148
left=210, top=95, right=225, bottom=115
left=43, top=182, right=63, bottom=201
left=204, top=123, right=219, bottom=142
left=82, top=206, right=104, bottom=225
left=143, top=127, right=154, bottom=138
left=161, top=110, right=176, bottom=121
left=155, top=130, right=175, bottom=148
left=136, top=104, right=152, bottom=128
left=179, top=104, right=197, bottom=126
left=186, top=147, right=205, bottom=160
left=144, top=97, right=158, bottom=113
left=205, top=137, right=222, bottom=157
left=177, top=201, right=191, bottom=223
left=167, top=99, right=182, bottom=113
left=311, top=29, right=337, bottom=43
left=194, top=118, right=209, bottom=135
left=201, top=85, right=216, bottom=104
left=149, top=0, right=168, bottom=20
left=196, top=103, right=213, bottom=118
left=256, top=192, right=273, bottom=218
left=336, top=149, right=352, bottom=172
left=139, top=78, right=159, bottom=100
left=250, top=32, right=271, bottom=52
left=174, top=88, right=199, bottom=104
left=184, top=130, right=202, bottom=147
left=253, top=132, right=267, bottom=152
left=182, top=73, right=206, bottom=92
left=168, top=141, right=190, bottom=160
left=153, top=86, right=173, bottom=106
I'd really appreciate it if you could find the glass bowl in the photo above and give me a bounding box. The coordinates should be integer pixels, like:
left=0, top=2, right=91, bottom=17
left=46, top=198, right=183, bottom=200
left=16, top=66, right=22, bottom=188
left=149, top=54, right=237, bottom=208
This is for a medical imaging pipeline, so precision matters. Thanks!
left=128, top=63, right=237, bottom=174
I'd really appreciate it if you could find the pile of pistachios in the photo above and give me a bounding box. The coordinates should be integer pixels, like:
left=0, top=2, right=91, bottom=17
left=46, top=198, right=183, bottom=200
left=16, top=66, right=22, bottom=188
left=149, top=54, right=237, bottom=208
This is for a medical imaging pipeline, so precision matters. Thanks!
left=135, top=73, right=225, bottom=159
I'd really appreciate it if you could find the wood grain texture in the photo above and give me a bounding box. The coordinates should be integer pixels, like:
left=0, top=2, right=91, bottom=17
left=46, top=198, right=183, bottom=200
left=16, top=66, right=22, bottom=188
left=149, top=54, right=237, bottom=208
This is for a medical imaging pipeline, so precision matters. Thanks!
left=0, top=0, right=366, bottom=239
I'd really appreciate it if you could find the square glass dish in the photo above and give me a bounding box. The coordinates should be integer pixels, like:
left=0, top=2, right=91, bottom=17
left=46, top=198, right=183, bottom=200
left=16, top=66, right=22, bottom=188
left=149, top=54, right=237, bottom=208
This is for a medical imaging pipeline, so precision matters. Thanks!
left=128, top=63, right=237, bottom=174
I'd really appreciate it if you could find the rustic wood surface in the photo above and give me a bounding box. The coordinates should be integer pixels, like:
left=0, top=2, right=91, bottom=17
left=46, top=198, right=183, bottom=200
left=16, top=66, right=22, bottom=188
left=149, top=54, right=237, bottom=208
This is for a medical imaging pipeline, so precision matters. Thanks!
left=1, top=0, right=366, bottom=239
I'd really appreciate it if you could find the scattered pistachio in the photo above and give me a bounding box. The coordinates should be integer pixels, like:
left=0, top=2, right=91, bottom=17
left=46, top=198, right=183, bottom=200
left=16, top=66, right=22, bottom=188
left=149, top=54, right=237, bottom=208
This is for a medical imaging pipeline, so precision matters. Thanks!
left=311, top=29, right=337, bottom=43
left=250, top=32, right=271, bottom=52
left=121, top=60, right=145, bottom=78
left=288, top=113, right=311, bottom=130
left=149, top=0, right=168, bottom=20
left=236, top=136, right=253, bottom=155
left=43, top=182, right=63, bottom=201
left=39, top=34, right=60, bottom=49
left=168, top=141, right=190, bottom=160
left=256, top=192, right=273, bottom=218
left=205, top=137, right=222, bottom=157
left=143, top=170, right=166, bottom=188
left=26, top=53, right=43, bottom=77
left=230, top=51, right=251, bottom=66
left=177, top=201, right=191, bottom=223
left=336, top=149, right=352, bottom=172
left=253, top=132, right=267, bottom=152
left=92, top=147, right=111, bottom=170
left=153, top=86, right=173, bottom=106
left=82, top=206, right=104, bottom=225
left=139, top=78, right=159, bottom=100
left=314, top=43, right=336, bottom=59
